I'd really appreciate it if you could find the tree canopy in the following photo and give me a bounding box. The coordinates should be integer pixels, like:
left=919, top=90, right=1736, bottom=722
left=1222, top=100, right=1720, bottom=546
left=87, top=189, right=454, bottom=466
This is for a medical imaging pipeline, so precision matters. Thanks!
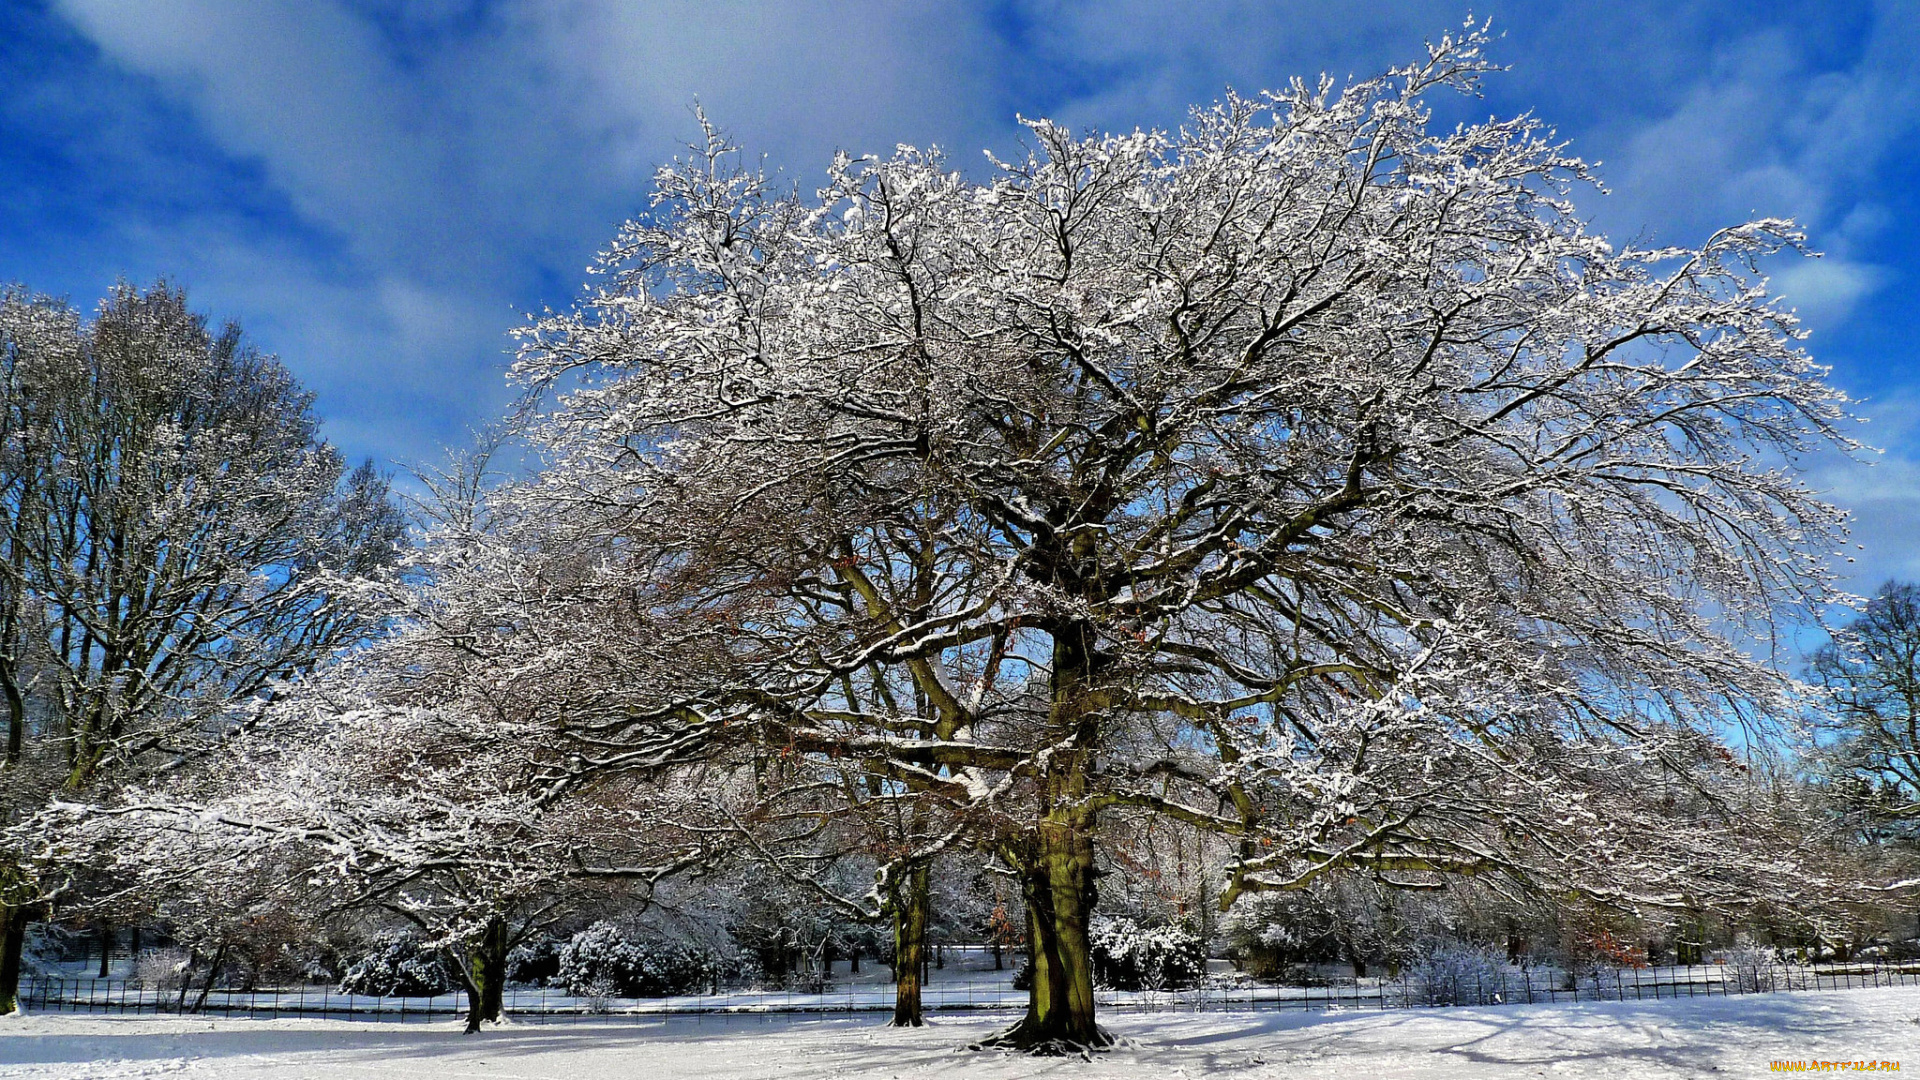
left=498, top=28, right=1856, bottom=1049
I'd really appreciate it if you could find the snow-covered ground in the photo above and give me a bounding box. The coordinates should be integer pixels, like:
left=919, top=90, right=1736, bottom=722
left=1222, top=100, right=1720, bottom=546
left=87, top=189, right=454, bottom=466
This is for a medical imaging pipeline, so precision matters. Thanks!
left=4, top=985, right=1918, bottom=1079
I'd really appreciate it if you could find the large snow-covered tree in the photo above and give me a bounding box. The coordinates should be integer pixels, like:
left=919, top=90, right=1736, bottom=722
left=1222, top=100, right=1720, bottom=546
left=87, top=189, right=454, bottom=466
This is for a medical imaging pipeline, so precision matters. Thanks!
left=499, top=29, right=1855, bottom=1050
left=0, top=282, right=406, bottom=1014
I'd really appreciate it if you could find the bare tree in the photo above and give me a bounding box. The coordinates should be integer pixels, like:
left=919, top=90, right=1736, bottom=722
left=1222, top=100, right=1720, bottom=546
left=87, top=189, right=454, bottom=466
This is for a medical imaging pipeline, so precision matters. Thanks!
left=0, top=281, right=405, bottom=1013
left=487, top=28, right=1854, bottom=1051
left=1812, top=581, right=1920, bottom=840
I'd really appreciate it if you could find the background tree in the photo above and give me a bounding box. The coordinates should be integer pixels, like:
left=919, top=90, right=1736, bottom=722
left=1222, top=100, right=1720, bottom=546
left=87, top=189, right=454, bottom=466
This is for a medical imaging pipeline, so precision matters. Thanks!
left=1812, top=581, right=1920, bottom=840
left=0, top=281, right=405, bottom=1013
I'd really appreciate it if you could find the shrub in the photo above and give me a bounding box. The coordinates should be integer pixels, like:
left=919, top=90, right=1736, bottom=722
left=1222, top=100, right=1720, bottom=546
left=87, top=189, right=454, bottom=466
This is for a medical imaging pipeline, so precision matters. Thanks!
left=506, top=935, right=563, bottom=986
left=1727, top=943, right=1779, bottom=993
left=21, top=925, right=74, bottom=977
left=337, top=932, right=455, bottom=997
left=1400, top=941, right=1506, bottom=1006
left=134, top=947, right=193, bottom=990
left=555, top=922, right=712, bottom=998
left=1089, top=915, right=1207, bottom=990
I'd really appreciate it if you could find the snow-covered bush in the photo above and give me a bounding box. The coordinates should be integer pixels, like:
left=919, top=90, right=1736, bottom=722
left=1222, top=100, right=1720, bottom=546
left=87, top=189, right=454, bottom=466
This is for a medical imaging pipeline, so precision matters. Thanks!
left=337, top=932, right=455, bottom=997
left=555, top=922, right=711, bottom=998
left=579, top=978, right=621, bottom=1014
left=1727, top=943, right=1779, bottom=993
left=134, top=947, right=192, bottom=990
left=1400, top=941, right=1506, bottom=1006
left=21, top=924, right=73, bottom=977
left=1089, top=916, right=1206, bottom=990
left=506, top=935, right=563, bottom=987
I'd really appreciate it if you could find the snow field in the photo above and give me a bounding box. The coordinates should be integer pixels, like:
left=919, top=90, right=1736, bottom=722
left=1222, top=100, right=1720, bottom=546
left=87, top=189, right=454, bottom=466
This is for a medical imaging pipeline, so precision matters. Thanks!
left=4, top=984, right=1919, bottom=1079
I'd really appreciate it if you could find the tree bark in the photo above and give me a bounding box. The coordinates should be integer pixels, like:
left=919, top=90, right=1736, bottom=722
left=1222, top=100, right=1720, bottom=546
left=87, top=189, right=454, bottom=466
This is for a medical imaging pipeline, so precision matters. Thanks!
left=889, top=863, right=929, bottom=1027
left=0, top=902, right=24, bottom=1015
left=188, top=942, right=228, bottom=1014
left=979, top=625, right=1112, bottom=1054
left=463, top=917, right=510, bottom=1034
left=175, top=948, right=196, bottom=1012
left=97, top=921, right=111, bottom=978
left=987, top=821, right=1108, bottom=1052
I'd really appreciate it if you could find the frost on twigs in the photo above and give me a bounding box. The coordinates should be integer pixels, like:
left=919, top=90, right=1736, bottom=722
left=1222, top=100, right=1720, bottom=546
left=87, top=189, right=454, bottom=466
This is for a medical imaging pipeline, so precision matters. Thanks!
left=24, top=22, right=1876, bottom=1045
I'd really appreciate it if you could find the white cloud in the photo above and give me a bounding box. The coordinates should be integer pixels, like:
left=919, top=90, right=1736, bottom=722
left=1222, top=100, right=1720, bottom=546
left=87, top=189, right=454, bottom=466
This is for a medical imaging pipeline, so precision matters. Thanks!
left=38, top=0, right=1920, bottom=500
left=1596, top=4, right=1920, bottom=286
left=42, top=0, right=1027, bottom=470
left=1772, top=258, right=1887, bottom=324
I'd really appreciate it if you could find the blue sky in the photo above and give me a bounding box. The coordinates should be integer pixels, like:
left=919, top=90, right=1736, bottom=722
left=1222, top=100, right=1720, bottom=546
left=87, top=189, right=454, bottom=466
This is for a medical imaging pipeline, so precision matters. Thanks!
left=4, top=0, right=1919, bottom=593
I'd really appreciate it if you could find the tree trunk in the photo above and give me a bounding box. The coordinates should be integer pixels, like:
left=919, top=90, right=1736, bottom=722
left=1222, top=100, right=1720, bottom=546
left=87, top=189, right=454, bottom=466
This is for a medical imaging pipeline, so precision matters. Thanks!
left=97, top=921, right=112, bottom=978
left=463, top=917, right=510, bottom=1034
left=979, top=624, right=1111, bottom=1054
left=849, top=948, right=860, bottom=974
left=189, top=942, right=228, bottom=1014
left=175, top=949, right=197, bottom=1012
left=0, top=902, right=24, bottom=1015
left=983, top=816, right=1109, bottom=1053
left=889, top=863, right=929, bottom=1027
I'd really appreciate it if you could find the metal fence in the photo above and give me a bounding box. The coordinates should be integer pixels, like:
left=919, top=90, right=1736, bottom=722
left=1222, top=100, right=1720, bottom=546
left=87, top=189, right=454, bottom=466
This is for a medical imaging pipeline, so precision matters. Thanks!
left=22, top=959, right=1920, bottom=1022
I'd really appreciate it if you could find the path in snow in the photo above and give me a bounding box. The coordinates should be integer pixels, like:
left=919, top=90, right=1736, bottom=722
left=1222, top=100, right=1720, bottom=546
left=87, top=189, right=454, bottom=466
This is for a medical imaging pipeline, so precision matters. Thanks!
left=4, top=984, right=1918, bottom=1078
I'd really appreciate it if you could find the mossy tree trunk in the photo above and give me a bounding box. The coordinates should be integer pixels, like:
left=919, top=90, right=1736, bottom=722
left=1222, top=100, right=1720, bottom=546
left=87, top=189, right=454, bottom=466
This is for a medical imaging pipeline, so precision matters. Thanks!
left=462, top=917, right=510, bottom=1034
left=889, top=863, right=930, bottom=1027
left=989, top=815, right=1107, bottom=1052
left=982, top=624, right=1111, bottom=1054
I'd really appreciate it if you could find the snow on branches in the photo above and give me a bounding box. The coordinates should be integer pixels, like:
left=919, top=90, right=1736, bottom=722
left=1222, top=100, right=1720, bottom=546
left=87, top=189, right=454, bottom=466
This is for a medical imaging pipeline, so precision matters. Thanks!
left=18, top=28, right=1872, bottom=1050
left=504, top=26, right=1860, bottom=1048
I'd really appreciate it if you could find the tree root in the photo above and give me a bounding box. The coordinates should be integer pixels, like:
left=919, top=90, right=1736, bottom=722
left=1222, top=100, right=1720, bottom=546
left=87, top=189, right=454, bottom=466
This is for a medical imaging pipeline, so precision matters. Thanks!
left=968, top=1020, right=1116, bottom=1057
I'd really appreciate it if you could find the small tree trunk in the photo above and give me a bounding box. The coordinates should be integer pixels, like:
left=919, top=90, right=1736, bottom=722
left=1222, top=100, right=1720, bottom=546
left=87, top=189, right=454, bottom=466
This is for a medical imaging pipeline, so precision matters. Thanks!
left=97, top=921, right=111, bottom=978
left=463, top=917, right=510, bottom=1034
left=849, top=948, right=860, bottom=974
left=189, top=942, right=228, bottom=1014
left=0, top=902, right=24, bottom=1015
left=993, top=941, right=1003, bottom=970
left=175, top=949, right=198, bottom=1012
left=889, top=864, right=929, bottom=1027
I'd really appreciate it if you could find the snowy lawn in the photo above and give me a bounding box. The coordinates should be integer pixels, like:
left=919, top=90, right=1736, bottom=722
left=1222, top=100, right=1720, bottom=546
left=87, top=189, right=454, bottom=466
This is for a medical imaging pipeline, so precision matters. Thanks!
left=4, top=986, right=1919, bottom=1079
